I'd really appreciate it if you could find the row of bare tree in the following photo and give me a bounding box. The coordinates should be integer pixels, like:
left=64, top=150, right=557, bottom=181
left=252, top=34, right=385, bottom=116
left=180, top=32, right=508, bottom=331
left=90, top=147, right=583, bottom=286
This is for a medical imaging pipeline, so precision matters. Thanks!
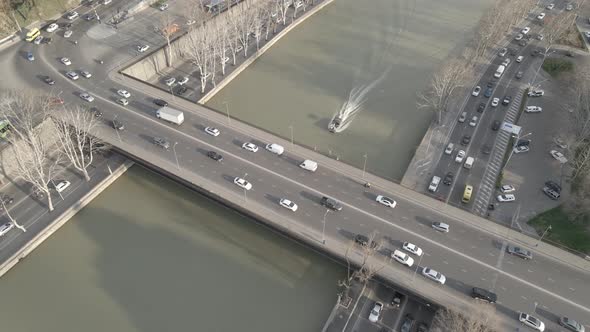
left=0, top=91, right=103, bottom=226
left=418, top=0, right=577, bottom=124
left=160, top=0, right=316, bottom=93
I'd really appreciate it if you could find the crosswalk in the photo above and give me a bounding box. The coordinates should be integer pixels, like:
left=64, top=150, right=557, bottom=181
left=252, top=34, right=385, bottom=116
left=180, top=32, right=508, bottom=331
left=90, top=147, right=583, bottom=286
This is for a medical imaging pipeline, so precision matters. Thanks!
left=472, top=89, right=525, bottom=216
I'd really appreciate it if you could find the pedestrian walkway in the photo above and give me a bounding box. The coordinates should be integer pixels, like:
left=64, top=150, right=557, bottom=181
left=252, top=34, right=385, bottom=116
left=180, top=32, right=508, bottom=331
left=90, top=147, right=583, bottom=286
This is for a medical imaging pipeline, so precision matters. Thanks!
left=472, top=89, right=525, bottom=216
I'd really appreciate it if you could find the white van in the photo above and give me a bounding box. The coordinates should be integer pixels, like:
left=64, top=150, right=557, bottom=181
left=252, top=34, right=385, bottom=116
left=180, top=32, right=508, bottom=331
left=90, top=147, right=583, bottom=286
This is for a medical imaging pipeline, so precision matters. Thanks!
left=464, top=156, right=475, bottom=169
left=299, top=159, right=318, bottom=172
left=265, top=143, right=284, bottom=155
left=428, top=176, right=441, bottom=192
left=494, top=65, right=505, bottom=78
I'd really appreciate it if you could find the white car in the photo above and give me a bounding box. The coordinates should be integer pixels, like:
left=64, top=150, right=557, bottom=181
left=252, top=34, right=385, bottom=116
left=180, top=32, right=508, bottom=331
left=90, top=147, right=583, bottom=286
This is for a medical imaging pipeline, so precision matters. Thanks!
left=516, top=55, right=524, bottom=63
left=177, top=76, right=189, bottom=85
left=402, top=242, right=423, bottom=256
left=55, top=180, right=71, bottom=193
left=104, top=0, right=112, bottom=4
left=444, top=142, right=454, bottom=155
left=368, top=302, right=383, bottom=323
left=497, top=194, right=516, bottom=202
left=61, top=57, right=72, bottom=65
left=498, top=48, right=507, bottom=57
left=33, top=35, right=44, bottom=44
left=536, top=33, right=544, bottom=41
left=528, top=90, right=544, bottom=97
left=550, top=150, right=568, bottom=163
left=513, top=145, right=530, bottom=154
left=242, top=142, right=259, bottom=152
left=66, top=71, right=79, bottom=80
left=164, top=77, right=176, bottom=86
left=472, top=86, right=481, bottom=96
left=80, top=92, right=94, bottom=102
left=491, top=98, right=499, bottom=107
left=421, top=267, right=446, bottom=284
left=0, top=221, right=15, bottom=237
left=432, top=222, right=450, bottom=233
left=66, top=11, right=79, bottom=20
left=468, top=116, right=478, bottom=127
left=585, top=31, right=590, bottom=39
left=515, top=33, right=524, bottom=41
left=137, top=44, right=150, bottom=53
left=159, top=3, right=169, bottom=10
left=279, top=198, right=298, bottom=212
left=566, top=4, right=573, bottom=11
left=502, top=58, right=511, bottom=66
left=546, top=3, right=554, bottom=9
left=519, top=313, right=545, bottom=332
left=117, top=98, right=129, bottom=106
left=376, top=195, right=396, bottom=208
left=526, top=106, right=542, bottom=113
left=521, top=27, right=530, bottom=34
left=186, top=19, right=196, bottom=26
left=537, top=13, right=545, bottom=20
left=233, top=177, right=252, bottom=190
left=46, top=23, right=59, bottom=32
left=500, top=185, right=515, bottom=193
left=455, top=150, right=466, bottom=163
left=80, top=70, right=92, bottom=78
left=64, top=30, right=73, bottom=38
left=205, top=127, right=220, bottom=137
left=117, top=89, right=131, bottom=98
left=392, top=250, right=415, bottom=267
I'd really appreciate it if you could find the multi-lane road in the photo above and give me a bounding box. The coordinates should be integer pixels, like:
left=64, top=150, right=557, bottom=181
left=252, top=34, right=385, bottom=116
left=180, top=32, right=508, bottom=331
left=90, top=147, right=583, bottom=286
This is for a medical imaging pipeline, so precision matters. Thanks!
left=1, top=0, right=589, bottom=330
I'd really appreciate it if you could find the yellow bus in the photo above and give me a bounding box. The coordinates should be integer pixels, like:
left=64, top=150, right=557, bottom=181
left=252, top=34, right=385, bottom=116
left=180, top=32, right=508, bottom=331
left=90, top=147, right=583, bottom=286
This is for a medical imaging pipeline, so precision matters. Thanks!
left=462, top=185, right=473, bottom=203
left=25, top=28, right=40, bottom=42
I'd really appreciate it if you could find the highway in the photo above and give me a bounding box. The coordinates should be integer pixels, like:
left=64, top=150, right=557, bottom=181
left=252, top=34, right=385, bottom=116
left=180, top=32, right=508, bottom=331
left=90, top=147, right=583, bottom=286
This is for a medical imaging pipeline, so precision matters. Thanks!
left=1, top=1, right=589, bottom=330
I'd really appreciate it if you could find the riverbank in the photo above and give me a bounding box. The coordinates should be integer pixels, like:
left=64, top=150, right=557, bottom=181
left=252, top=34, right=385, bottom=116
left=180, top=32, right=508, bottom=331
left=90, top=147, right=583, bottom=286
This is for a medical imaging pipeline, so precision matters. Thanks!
left=0, top=154, right=132, bottom=277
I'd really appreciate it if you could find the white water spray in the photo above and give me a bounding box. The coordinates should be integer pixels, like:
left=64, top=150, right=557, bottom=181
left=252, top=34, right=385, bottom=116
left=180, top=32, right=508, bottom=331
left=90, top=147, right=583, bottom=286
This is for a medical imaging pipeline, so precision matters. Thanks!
left=328, top=70, right=389, bottom=133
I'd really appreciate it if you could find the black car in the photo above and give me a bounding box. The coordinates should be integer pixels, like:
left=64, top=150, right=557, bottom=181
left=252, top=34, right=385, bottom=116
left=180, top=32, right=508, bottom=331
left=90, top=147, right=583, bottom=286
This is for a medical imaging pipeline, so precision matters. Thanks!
left=482, top=144, right=492, bottom=155
left=461, top=135, right=471, bottom=146
left=400, top=314, right=415, bottom=332
left=545, top=180, right=562, bottom=192
left=153, top=137, right=170, bottom=149
left=354, top=234, right=377, bottom=248
left=43, top=76, right=55, bottom=85
left=112, top=119, right=125, bottom=130
left=502, top=95, right=511, bottom=105
left=565, top=50, right=575, bottom=57
left=417, top=323, right=428, bottom=332
left=175, top=86, right=188, bottom=95
left=491, top=120, right=501, bottom=131
left=41, top=37, right=52, bottom=44
left=89, top=107, right=102, bottom=118
left=153, top=99, right=168, bottom=107
left=477, top=102, right=485, bottom=113
left=531, top=49, right=542, bottom=57
left=391, top=291, right=404, bottom=307
left=471, top=287, right=498, bottom=303
left=62, top=22, right=73, bottom=28
left=516, top=71, right=523, bottom=79
left=508, top=48, right=518, bottom=56
left=320, top=196, right=342, bottom=211
left=0, top=194, right=14, bottom=209
left=443, top=172, right=454, bottom=185
left=543, top=186, right=561, bottom=200
left=484, top=86, right=493, bottom=98
left=518, top=39, right=527, bottom=47
left=207, top=150, right=223, bottom=161
left=516, top=139, right=530, bottom=147
left=85, top=13, right=95, bottom=21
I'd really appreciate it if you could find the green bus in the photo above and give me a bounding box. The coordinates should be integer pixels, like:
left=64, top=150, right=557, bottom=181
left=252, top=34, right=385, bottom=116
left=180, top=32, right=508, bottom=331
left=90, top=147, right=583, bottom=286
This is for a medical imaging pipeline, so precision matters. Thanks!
left=0, top=120, right=11, bottom=139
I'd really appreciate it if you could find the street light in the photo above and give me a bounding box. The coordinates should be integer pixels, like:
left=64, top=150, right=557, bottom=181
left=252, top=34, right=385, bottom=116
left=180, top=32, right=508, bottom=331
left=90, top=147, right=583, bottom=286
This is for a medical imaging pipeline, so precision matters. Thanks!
left=288, top=125, right=294, bottom=147
left=222, top=101, right=231, bottom=126
left=504, top=132, right=532, bottom=170
left=412, top=251, right=425, bottom=282
left=114, top=114, right=122, bottom=142
left=173, top=142, right=180, bottom=170
left=243, top=173, right=248, bottom=202
left=533, top=301, right=538, bottom=313
left=535, top=225, right=552, bottom=247
left=322, top=209, right=331, bottom=245
left=362, top=154, right=368, bottom=179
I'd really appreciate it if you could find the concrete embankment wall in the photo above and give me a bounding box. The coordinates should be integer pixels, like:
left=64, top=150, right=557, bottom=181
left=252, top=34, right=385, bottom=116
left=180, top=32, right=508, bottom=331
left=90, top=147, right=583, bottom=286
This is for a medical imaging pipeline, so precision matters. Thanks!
left=0, top=160, right=133, bottom=277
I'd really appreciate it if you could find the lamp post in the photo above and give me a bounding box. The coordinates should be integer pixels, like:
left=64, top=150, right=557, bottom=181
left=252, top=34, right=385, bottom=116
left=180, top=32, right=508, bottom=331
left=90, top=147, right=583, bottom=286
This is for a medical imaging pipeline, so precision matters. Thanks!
left=362, top=154, right=368, bottom=179
left=114, top=114, right=122, bottom=142
left=535, top=225, right=552, bottom=246
left=322, top=209, right=330, bottom=245
left=243, top=173, right=248, bottom=202
left=412, top=251, right=425, bottom=282
left=533, top=301, right=538, bottom=313
left=504, top=132, right=532, bottom=170
left=223, top=101, right=231, bottom=126
left=173, top=142, right=180, bottom=170
left=288, top=125, right=294, bottom=147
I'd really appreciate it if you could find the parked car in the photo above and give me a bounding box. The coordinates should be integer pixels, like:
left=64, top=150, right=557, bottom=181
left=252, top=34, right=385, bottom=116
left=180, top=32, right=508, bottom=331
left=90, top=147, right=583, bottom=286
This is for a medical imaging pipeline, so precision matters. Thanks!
left=528, top=90, right=544, bottom=97
left=159, top=3, right=169, bottom=10
left=513, top=145, right=530, bottom=154
left=392, top=250, right=415, bottom=267
left=546, top=3, right=554, bottom=9
left=521, top=26, right=530, bottom=34
left=117, top=98, right=129, bottom=106
left=472, top=86, right=481, bottom=96
left=477, top=102, right=486, bottom=113
left=518, top=313, right=545, bottom=331
left=175, top=86, right=188, bottom=95
left=368, top=302, right=383, bottom=323
left=177, top=76, right=189, bottom=85
left=354, top=234, right=377, bottom=248
left=112, top=119, right=125, bottom=130
left=500, top=185, right=515, bottom=193
left=64, top=30, right=73, bottom=38
left=559, top=317, right=585, bottom=332
left=484, top=86, right=493, bottom=98
left=444, top=142, right=454, bottom=155
left=46, top=23, right=59, bottom=32
left=550, top=150, right=568, bottom=163
left=421, top=267, right=446, bottom=284
left=0, top=222, right=15, bottom=237
left=164, top=77, right=176, bottom=86
left=60, top=57, right=72, bottom=65
left=55, top=180, right=71, bottom=193
left=481, top=144, right=492, bottom=155
left=515, top=33, right=524, bottom=41
left=468, top=116, right=478, bottom=127
left=458, top=111, right=467, bottom=122
left=66, top=71, right=79, bottom=80
left=461, top=135, right=471, bottom=146
left=507, top=246, right=533, bottom=260
left=491, top=98, right=499, bottom=107
left=400, top=314, right=415, bottom=332
left=79, top=92, right=94, bottom=102
left=471, top=287, right=497, bottom=303
left=516, top=55, right=524, bottom=63
left=502, top=95, right=511, bottom=105
left=391, top=291, right=404, bottom=308
left=443, top=172, right=454, bottom=185
left=43, top=76, right=55, bottom=85
left=137, top=44, right=150, bottom=53
left=402, top=242, right=423, bottom=256
left=498, top=48, right=507, bottom=56
left=491, top=120, right=501, bottom=131
left=66, top=11, right=79, bottom=20
left=497, top=194, right=515, bottom=202
left=455, top=150, right=466, bottom=163
left=80, top=70, right=92, bottom=78
left=526, top=106, right=542, bottom=113
left=537, top=12, right=546, bottom=19
left=516, top=71, right=524, bottom=79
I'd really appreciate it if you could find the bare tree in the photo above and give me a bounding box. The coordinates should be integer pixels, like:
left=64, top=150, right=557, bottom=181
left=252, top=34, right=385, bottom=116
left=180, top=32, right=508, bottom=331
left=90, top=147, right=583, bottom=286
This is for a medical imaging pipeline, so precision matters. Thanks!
left=431, top=302, right=499, bottom=332
left=417, top=59, right=469, bottom=124
left=52, top=106, right=103, bottom=182
left=1, top=197, right=26, bottom=232
left=184, top=24, right=215, bottom=92
left=275, top=0, right=290, bottom=26
left=156, top=13, right=179, bottom=67
left=338, top=232, right=385, bottom=299
left=213, top=16, right=230, bottom=75
left=540, top=11, right=577, bottom=54
left=0, top=92, right=62, bottom=212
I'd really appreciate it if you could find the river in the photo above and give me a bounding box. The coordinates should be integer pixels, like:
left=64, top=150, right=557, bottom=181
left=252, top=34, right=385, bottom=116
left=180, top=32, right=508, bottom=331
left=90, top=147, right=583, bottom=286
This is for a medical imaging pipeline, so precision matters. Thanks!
left=207, top=0, right=492, bottom=181
left=0, top=166, right=343, bottom=332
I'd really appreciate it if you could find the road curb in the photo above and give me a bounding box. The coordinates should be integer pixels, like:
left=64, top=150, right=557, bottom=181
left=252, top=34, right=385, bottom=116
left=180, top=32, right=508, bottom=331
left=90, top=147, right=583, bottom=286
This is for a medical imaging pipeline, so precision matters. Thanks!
left=0, top=159, right=133, bottom=278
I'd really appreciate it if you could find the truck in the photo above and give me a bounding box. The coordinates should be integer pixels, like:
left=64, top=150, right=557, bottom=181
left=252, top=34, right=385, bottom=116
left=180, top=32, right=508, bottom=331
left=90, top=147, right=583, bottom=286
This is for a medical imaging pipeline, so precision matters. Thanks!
left=156, top=106, right=184, bottom=125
